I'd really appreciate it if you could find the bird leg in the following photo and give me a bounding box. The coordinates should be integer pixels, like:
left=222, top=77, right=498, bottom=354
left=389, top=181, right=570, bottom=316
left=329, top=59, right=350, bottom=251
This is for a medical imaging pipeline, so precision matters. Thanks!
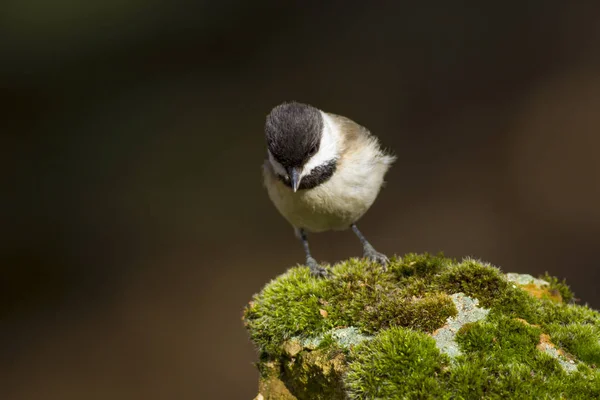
left=351, top=224, right=389, bottom=270
left=298, top=228, right=328, bottom=277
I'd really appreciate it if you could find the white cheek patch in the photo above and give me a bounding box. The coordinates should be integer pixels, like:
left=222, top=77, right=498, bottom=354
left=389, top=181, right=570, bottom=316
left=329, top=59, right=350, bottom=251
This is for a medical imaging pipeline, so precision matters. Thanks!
left=301, top=112, right=340, bottom=179
left=268, top=151, right=287, bottom=177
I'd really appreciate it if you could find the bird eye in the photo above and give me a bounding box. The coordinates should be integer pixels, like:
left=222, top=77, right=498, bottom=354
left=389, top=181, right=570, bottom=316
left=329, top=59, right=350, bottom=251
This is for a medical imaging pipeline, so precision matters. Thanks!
left=308, top=145, right=317, bottom=156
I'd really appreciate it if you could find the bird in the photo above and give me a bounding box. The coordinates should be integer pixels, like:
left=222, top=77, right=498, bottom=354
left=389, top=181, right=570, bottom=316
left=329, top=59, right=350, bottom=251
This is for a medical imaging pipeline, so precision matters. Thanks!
left=262, top=101, right=396, bottom=277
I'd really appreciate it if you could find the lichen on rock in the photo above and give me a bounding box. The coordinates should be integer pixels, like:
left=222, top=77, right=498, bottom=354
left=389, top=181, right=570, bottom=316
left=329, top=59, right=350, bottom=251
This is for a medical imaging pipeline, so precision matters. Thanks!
left=243, top=253, right=600, bottom=399
left=432, top=292, right=490, bottom=359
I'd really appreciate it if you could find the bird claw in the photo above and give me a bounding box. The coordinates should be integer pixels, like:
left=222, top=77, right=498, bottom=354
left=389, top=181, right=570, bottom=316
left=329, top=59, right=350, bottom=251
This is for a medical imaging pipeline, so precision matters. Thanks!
left=306, top=257, right=329, bottom=278
left=364, top=246, right=389, bottom=271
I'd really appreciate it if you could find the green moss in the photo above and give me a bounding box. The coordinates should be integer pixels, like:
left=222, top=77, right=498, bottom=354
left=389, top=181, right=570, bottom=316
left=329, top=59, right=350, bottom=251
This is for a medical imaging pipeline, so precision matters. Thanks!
left=243, top=266, right=337, bottom=355
left=491, top=284, right=546, bottom=322
left=245, top=254, right=600, bottom=399
left=345, top=327, right=449, bottom=399
left=436, top=258, right=509, bottom=308
left=540, top=272, right=575, bottom=303
left=446, top=315, right=600, bottom=397
left=391, top=252, right=453, bottom=279
left=547, top=322, right=600, bottom=365
left=314, top=333, right=337, bottom=352
left=325, top=258, right=399, bottom=330
left=280, top=347, right=346, bottom=400
left=244, top=256, right=458, bottom=356
left=360, top=292, right=457, bottom=333
left=325, top=258, right=457, bottom=333
left=456, top=315, right=542, bottom=362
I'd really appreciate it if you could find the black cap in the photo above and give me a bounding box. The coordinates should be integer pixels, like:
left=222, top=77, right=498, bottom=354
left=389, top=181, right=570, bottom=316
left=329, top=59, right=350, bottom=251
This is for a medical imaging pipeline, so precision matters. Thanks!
left=265, top=101, right=323, bottom=169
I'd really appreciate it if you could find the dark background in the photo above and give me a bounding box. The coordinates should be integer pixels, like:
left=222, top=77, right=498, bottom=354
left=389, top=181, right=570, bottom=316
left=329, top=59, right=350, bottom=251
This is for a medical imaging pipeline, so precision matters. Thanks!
left=2, top=1, right=600, bottom=398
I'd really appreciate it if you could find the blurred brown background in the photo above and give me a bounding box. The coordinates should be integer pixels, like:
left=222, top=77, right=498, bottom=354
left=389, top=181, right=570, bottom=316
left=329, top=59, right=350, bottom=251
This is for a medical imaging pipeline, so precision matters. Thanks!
left=2, top=1, right=600, bottom=399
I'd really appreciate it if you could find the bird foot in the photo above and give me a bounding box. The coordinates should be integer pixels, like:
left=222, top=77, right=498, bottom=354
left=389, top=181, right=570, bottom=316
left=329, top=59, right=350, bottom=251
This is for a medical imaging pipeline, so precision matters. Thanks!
left=363, top=245, right=389, bottom=271
left=306, top=256, right=329, bottom=278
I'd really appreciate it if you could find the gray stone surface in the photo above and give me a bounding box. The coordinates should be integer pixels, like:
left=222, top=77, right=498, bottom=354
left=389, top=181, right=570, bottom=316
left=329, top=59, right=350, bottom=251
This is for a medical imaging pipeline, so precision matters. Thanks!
left=432, top=293, right=490, bottom=358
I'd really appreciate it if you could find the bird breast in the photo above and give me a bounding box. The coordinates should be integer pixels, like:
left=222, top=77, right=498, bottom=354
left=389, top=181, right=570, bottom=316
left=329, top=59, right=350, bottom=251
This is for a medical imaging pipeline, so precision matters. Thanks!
left=263, top=139, right=394, bottom=232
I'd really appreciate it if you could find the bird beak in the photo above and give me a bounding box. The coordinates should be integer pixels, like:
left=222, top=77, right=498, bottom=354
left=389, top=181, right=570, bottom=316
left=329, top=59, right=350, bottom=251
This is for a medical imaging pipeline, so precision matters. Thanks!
left=288, top=167, right=302, bottom=192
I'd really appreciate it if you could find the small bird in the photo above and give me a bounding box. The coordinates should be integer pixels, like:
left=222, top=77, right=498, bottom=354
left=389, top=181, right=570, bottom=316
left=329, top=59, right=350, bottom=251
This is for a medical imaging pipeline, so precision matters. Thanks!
left=262, top=101, right=396, bottom=277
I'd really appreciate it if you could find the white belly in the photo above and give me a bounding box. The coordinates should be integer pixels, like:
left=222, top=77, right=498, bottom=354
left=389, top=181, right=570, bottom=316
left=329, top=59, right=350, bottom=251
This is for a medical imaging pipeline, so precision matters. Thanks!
left=263, top=153, right=392, bottom=232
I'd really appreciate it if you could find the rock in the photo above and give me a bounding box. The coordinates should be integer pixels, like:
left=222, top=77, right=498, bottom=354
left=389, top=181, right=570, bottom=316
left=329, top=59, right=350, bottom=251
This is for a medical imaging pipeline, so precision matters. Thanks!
left=432, top=292, right=490, bottom=359
left=244, top=253, right=600, bottom=399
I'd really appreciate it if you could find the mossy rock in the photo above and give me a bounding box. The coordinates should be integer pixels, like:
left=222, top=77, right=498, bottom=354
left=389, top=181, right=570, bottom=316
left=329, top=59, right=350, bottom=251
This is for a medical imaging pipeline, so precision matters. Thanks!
left=244, top=254, right=600, bottom=399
